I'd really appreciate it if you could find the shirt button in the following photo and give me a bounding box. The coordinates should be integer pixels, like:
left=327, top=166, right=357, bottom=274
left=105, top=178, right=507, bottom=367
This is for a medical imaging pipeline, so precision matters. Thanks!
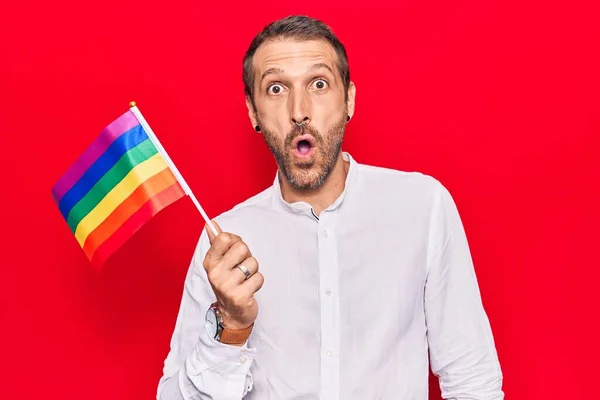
left=326, top=348, right=334, bottom=356
left=325, top=288, right=332, bottom=296
left=239, top=356, right=248, bottom=364
left=323, top=229, right=329, bottom=238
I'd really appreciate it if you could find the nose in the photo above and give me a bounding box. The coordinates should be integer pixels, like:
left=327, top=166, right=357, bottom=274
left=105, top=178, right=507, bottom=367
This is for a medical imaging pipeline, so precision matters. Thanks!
left=293, top=116, right=309, bottom=126
left=289, top=90, right=311, bottom=127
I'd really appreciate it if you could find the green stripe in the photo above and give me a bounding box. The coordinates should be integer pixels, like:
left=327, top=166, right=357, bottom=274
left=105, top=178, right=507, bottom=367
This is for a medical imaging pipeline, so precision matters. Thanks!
left=66, top=139, right=159, bottom=232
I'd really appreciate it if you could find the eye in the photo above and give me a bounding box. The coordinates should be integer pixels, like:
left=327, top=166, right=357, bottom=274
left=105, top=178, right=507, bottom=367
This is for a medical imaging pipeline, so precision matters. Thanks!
left=312, top=79, right=328, bottom=90
left=267, top=84, right=284, bottom=95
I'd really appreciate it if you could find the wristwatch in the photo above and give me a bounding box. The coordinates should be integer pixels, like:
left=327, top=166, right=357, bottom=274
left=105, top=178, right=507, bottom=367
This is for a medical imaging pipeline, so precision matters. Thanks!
left=205, top=302, right=254, bottom=345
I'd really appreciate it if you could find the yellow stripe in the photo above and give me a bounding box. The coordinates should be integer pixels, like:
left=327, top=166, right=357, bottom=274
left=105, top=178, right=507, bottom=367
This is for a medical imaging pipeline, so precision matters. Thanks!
left=74, top=153, right=168, bottom=246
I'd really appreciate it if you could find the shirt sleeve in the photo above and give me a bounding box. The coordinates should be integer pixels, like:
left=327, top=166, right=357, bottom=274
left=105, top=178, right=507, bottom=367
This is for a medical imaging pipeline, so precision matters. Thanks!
left=156, top=227, right=256, bottom=400
left=424, top=182, right=505, bottom=399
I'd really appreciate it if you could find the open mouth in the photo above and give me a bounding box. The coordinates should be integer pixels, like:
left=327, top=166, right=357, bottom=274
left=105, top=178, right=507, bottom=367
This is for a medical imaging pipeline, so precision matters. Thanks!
left=297, top=139, right=312, bottom=155
left=293, top=135, right=316, bottom=158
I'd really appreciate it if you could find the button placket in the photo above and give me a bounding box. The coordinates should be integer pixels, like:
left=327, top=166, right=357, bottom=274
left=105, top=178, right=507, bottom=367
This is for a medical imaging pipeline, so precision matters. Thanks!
left=317, top=210, right=340, bottom=400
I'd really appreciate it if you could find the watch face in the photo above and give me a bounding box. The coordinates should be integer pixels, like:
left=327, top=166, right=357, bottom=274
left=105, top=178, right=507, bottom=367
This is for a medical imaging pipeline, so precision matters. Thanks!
left=205, top=308, right=218, bottom=338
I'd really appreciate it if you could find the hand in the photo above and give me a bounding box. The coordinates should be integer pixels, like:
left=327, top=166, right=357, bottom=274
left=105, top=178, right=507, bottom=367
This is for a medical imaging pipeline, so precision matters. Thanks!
left=203, top=220, right=264, bottom=331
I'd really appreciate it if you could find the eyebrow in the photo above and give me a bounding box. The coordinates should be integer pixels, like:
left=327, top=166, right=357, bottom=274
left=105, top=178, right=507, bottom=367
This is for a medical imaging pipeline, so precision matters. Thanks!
left=259, top=63, right=335, bottom=84
left=307, top=62, right=334, bottom=75
left=260, top=67, right=284, bottom=84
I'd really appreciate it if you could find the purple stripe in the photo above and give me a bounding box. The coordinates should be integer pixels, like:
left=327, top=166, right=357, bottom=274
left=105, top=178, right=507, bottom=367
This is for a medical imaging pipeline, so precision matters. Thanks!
left=52, top=110, right=140, bottom=204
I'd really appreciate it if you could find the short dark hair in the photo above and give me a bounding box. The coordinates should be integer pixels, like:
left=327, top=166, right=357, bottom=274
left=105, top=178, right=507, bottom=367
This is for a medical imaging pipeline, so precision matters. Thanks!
left=243, top=15, right=351, bottom=107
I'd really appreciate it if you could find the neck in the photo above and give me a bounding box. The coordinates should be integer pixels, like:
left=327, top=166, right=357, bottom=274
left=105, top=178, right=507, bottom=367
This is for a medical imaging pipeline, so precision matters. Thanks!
left=279, top=153, right=350, bottom=215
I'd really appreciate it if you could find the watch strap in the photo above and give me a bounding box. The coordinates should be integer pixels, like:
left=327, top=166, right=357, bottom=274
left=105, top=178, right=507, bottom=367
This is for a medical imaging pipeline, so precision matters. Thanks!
left=219, top=323, right=254, bottom=345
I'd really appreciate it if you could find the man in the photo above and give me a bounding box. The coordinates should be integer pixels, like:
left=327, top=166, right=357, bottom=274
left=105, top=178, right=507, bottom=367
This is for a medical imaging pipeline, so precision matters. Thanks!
left=157, top=15, right=504, bottom=400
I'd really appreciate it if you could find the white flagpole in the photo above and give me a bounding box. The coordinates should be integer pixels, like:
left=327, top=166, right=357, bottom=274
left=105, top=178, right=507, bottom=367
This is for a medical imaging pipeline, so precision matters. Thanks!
left=128, top=101, right=219, bottom=237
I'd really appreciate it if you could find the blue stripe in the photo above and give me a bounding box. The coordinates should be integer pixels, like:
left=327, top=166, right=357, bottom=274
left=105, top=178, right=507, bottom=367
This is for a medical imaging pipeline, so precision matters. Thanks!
left=58, top=124, right=149, bottom=220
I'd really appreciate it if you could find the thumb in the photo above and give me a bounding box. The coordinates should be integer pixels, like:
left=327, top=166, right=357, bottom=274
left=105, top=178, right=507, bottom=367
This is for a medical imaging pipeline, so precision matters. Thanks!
left=205, top=220, right=222, bottom=244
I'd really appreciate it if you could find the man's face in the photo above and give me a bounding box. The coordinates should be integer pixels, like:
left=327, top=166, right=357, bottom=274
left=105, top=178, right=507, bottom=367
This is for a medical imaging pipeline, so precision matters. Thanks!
left=246, top=39, right=356, bottom=190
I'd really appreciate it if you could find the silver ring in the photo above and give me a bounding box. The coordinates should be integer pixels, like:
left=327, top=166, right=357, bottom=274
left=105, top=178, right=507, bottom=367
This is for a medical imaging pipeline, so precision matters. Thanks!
left=236, top=264, right=251, bottom=280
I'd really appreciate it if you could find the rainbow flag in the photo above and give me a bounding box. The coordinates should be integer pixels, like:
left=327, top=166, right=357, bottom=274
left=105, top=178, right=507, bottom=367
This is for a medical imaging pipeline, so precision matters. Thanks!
left=52, top=106, right=186, bottom=268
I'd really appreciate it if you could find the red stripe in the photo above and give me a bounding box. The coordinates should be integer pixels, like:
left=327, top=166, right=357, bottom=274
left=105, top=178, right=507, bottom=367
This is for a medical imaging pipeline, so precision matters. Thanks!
left=90, top=183, right=186, bottom=270
left=82, top=168, right=179, bottom=261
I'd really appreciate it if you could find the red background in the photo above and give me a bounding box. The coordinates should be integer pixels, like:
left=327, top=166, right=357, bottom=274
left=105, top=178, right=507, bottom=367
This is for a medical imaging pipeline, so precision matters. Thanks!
left=1, top=0, right=598, bottom=398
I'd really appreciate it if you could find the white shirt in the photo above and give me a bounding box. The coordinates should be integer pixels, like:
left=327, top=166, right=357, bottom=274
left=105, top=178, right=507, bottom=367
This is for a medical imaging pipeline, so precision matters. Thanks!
left=157, top=152, right=504, bottom=400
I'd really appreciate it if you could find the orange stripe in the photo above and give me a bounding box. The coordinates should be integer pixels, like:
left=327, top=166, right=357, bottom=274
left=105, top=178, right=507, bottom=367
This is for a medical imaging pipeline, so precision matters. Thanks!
left=82, top=168, right=180, bottom=261
left=90, top=183, right=186, bottom=268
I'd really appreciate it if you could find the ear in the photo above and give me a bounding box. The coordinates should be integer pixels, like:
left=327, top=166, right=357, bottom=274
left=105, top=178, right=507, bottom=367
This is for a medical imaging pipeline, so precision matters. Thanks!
left=245, top=96, right=259, bottom=129
left=346, top=81, right=356, bottom=119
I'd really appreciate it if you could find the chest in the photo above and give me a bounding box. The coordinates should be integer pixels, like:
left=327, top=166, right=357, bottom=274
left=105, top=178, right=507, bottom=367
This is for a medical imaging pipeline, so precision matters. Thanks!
left=247, top=215, right=429, bottom=339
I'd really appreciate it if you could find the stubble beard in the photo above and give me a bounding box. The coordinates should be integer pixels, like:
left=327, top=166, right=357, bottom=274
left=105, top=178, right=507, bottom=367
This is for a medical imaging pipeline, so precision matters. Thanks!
left=259, top=114, right=347, bottom=191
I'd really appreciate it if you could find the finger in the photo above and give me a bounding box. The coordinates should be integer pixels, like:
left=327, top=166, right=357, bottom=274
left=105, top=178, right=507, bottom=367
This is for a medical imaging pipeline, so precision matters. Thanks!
left=221, top=240, right=252, bottom=269
left=205, top=232, right=242, bottom=264
left=205, top=220, right=222, bottom=245
left=232, top=257, right=259, bottom=284
left=242, top=271, right=264, bottom=293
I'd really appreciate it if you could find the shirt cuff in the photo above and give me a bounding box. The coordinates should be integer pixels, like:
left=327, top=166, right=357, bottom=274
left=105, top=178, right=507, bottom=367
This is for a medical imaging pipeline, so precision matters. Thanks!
left=187, top=321, right=257, bottom=376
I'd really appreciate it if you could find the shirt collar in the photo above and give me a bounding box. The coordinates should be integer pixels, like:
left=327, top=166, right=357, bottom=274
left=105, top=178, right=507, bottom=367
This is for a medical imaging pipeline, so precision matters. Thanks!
left=270, top=151, right=358, bottom=216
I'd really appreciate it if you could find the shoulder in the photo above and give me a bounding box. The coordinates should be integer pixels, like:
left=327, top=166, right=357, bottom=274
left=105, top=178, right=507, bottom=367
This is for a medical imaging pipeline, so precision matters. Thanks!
left=355, top=161, right=445, bottom=202
left=211, top=185, right=279, bottom=232
left=192, top=185, right=277, bottom=256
